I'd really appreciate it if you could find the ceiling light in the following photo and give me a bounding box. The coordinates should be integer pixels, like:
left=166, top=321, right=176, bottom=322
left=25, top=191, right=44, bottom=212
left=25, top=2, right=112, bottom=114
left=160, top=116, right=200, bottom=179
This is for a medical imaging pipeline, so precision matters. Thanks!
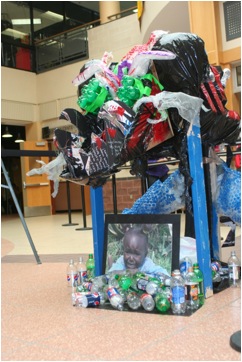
left=12, top=18, right=41, bottom=25
left=1, top=28, right=28, bottom=39
left=41, top=11, right=64, bottom=22
left=15, top=133, right=25, bottom=143
left=2, top=126, right=13, bottom=138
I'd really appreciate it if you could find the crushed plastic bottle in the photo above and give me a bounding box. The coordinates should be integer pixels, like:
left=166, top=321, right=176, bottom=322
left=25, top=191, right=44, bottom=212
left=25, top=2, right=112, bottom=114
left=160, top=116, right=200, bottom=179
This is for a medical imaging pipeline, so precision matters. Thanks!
left=106, top=287, right=124, bottom=311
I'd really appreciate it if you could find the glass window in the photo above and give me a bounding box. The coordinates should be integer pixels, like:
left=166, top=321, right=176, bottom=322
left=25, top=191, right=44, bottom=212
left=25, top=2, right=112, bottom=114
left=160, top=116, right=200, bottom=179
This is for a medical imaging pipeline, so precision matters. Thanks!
left=32, top=2, right=65, bottom=41
left=1, top=1, right=31, bottom=44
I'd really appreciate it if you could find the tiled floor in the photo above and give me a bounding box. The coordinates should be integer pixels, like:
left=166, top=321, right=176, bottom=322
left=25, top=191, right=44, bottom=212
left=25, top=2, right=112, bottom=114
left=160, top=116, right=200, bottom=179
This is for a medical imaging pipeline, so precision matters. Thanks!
left=1, top=212, right=241, bottom=361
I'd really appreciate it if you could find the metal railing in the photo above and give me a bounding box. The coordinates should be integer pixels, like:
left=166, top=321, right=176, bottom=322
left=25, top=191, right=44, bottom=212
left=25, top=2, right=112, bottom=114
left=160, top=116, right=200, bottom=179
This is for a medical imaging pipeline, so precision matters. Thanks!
left=35, top=25, right=90, bottom=73
left=1, top=6, right=137, bottom=73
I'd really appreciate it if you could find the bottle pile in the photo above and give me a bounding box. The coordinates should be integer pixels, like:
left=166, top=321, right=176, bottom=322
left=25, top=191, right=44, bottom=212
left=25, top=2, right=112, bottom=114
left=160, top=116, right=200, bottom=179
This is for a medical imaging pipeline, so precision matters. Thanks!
left=211, top=252, right=241, bottom=290
left=69, top=255, right=206, bottom=314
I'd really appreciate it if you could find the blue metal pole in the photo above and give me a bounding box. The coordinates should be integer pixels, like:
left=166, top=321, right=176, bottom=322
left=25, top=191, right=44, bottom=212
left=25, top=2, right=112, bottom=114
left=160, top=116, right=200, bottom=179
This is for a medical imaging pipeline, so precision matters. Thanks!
left=186, top=121, right=213, bottom=298
left=90, top=186, right=105, bottom=276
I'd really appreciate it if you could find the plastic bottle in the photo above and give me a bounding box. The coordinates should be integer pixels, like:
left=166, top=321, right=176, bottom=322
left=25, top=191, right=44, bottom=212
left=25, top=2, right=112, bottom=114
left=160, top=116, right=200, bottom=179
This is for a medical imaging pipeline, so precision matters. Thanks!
left=108, top=273, right=120, bottom=288
left=91, top=275, right=108, bottom=293
left=145, top=278, right=161, bottom=296
left=97, top=290, right=108, bottom=305
left=170, top=269, right=186, bottom=314
left=66, top=259, right=78, bottom=288
left=72, top=292, right=86, bottom=307
left=86, top=253, right=95, bottom=280
left=180, top=256, right=193, bottom=277
left=193, top=263, right=205, bottom=306
left=106, top=287, right=124, bottom=311
left=126, top=291, right=141, bottom=310
left=76, top=256, right=87, bottom=285
left=130, top=272, right=147, bottom=291
left=92, top=275, right=107, bottom=288
left=118, top=273, right=132, bottom=290
left=81, top=293, right=101, bottom=308
left=140, top=293, right=155, bottom=311
left=184, top=266, right=199, bottom=310
left=228, top=251, right=241, bottom=287
left=154, top=291, right=171, bottom=313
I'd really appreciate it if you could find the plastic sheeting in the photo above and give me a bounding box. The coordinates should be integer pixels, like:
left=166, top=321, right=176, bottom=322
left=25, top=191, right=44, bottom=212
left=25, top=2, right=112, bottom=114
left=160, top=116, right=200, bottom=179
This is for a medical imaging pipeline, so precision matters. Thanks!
left=215, top=162, right=241, bottom=225
left=152, top=32, right=211, bottom=96
left=26, top=153, right=66, bottom=197
left=122, top=169, right=185, bottom=215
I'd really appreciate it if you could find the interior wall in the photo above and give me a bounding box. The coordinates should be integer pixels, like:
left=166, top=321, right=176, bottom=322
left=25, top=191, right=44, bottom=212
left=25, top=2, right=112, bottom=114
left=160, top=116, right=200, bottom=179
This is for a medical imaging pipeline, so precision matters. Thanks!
left=141, top=1, right=190, bottom=44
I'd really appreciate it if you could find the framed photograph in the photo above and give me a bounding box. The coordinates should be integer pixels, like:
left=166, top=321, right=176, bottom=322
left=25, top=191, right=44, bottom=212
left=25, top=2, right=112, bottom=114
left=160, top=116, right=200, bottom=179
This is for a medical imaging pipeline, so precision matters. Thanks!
left=102, top=214, right=181, bottom=276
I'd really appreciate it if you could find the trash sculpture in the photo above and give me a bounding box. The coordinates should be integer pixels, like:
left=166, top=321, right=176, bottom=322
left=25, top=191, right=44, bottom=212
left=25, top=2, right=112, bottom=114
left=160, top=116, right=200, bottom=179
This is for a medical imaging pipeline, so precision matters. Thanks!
left=27, top=31, right=241, bottom=223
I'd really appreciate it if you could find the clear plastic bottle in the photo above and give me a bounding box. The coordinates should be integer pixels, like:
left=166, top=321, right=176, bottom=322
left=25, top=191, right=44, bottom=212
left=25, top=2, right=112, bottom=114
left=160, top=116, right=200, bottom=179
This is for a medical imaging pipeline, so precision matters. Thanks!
left=108, top=273, right=120, bottom=288
left=91, top=275, right=107, bottom=293
left=126, top=291, right=141, bottom=310
left=92, top=275, right=107, bottom=288
left=86, top=253, right=95, bottom=280
left=76, top=256, right=87, bottom=285
left=140, top=293, right=155, bottom=311
left=193, top=263, right=204, bottom=305
left=145, top=278, right=161, bottom=295
left=228, top=251, right=241, bottom=287
left=184, top=266, right=199, bottom=310
left=66, top=259, right=78, bottom=288
left=106, top=287, right=124, bottom=311
left=180, top=256, right=193, bottom=277
left=170, top=269, right=186, bottom=314
left=98, top=289, right=108, bottom=305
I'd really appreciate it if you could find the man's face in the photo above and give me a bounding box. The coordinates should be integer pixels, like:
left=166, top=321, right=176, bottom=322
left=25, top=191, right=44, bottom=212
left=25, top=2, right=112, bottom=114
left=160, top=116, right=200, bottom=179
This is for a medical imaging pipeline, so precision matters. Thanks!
left=123, top=231, right=148, bottom=269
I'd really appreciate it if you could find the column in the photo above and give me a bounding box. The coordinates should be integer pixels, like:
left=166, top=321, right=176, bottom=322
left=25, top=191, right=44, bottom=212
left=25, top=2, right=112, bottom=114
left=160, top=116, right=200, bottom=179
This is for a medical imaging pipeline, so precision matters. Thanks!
left=99, top=1, right=121, bottom=24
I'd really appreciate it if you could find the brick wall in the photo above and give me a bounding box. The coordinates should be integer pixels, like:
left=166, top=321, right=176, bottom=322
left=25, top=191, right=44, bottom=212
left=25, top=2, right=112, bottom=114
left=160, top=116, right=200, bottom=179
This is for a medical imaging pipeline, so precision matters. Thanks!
left=102, top=177, right=143, bottom=213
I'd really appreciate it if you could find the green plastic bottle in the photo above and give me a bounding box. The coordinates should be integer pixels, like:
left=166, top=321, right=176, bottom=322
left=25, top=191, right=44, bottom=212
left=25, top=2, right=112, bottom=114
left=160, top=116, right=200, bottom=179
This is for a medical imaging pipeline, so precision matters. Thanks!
left=86, top=253, right=95, bottom=280
left=193, top=263, right=204, bottom=306
left=118, top=273, right=132, bottom=290
left=154, top=291, right=171, bottom=313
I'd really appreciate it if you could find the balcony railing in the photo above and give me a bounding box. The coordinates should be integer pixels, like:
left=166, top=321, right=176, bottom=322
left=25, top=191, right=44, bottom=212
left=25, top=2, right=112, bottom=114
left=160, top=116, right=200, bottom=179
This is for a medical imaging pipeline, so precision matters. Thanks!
left=1, top=6, right=137, bottom=73
left=35, top=25, right=91, bottom=73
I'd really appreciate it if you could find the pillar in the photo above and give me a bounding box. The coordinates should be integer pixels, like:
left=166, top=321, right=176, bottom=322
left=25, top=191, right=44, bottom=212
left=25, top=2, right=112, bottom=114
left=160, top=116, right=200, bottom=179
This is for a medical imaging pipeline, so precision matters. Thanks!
left=99, top=1, right=121, bottom=24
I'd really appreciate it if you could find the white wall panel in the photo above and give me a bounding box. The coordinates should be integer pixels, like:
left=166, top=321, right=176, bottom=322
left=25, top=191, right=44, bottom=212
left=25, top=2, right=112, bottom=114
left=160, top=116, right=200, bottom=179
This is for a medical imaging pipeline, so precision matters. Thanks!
left=1, top=99, right=36, bottom=122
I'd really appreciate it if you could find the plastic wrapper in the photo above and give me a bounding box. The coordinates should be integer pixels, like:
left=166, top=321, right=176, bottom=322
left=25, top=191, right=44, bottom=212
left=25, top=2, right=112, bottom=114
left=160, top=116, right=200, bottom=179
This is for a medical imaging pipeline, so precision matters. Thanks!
left=199, top=65, right=241, bottom=145
left=120, top=100, right=174, bottom=164
left=152, top=32, right=211, bottom=96
left=122, top=169, right=185, bottom=215
left=54, top=129, right=89, bottom=184
left=26, top=153, right=66, bottom=197
left=201, top=111, right=241, bottom=145
left=133, top=91, right=203, bottom=125
left=215, top=162, right=241, bottom=225
left=54, top=100, right=135, bottom=187
left=180, top=237, right=197, bottom=264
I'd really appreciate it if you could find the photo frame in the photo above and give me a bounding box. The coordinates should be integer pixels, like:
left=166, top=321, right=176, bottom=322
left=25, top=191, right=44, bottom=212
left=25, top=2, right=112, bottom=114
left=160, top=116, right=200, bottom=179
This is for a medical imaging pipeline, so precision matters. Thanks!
left=102, top=214, right=181, bottom=276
